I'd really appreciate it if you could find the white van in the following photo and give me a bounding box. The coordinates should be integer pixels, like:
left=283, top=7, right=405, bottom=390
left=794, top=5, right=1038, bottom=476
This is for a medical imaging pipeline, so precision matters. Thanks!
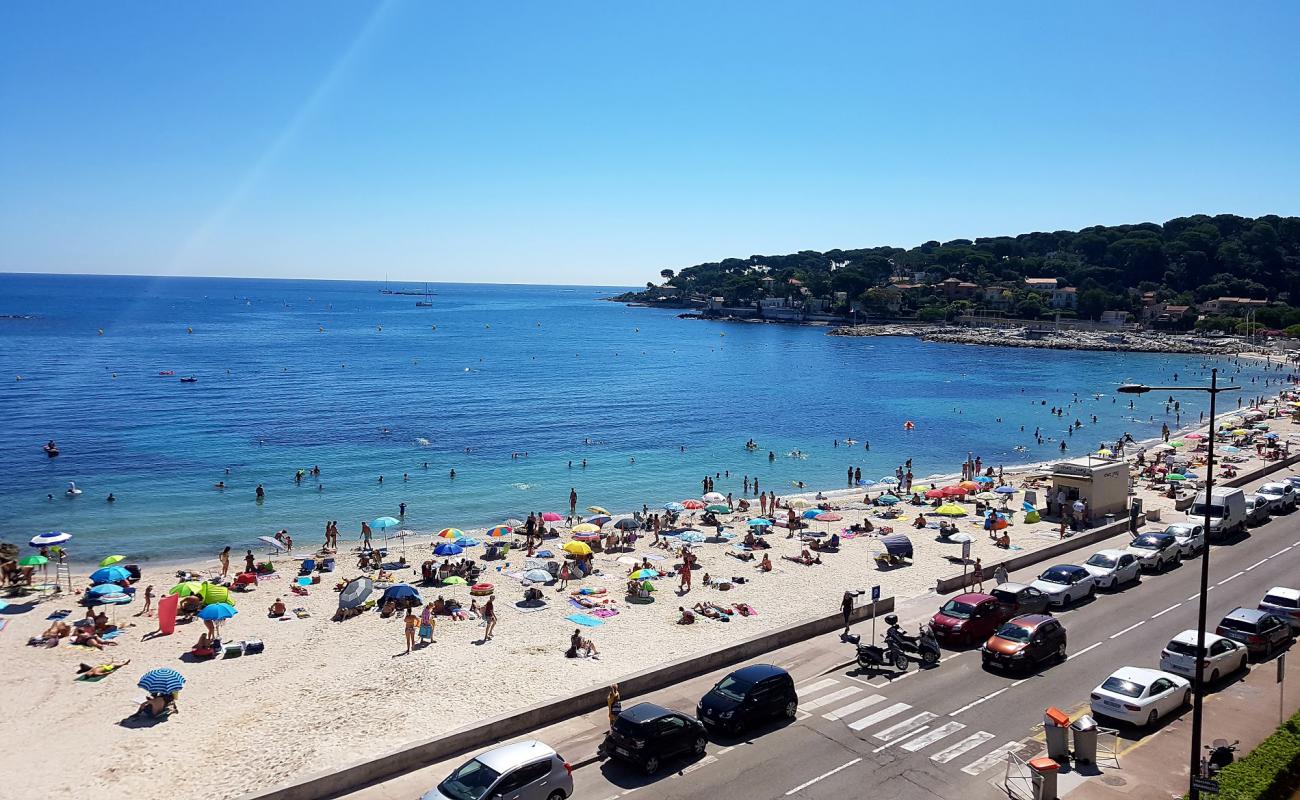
left=1190, top=487, right=1247, bottom=541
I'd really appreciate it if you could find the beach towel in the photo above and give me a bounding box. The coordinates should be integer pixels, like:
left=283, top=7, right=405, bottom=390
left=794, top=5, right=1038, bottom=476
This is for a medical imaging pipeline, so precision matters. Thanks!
left=46, top=610, right=71, bottom=620
left=293, top=609, right=310, bottom=619
left=535, top=550, right=555, bottom=558
left=639, top=553, right=666, bottom=562
left=101, top=629, right=124, bottom=640
left=565, top=613, right=603, bottom=627
left=590, top=608, right=619, bottom=619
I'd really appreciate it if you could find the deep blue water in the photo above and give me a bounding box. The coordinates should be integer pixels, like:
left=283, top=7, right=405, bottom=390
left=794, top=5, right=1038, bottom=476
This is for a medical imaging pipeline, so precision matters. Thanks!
left=0, top=274, right=1274, bottom=562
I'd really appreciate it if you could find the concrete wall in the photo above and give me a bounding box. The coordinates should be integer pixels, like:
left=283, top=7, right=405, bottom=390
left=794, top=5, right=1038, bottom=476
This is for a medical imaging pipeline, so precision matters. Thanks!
left=243, top=597, right=895, bottom=800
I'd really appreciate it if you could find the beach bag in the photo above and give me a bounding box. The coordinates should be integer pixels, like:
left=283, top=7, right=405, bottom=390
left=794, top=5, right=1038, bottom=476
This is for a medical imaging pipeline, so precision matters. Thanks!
left=243, top=639, right=265, bottom=655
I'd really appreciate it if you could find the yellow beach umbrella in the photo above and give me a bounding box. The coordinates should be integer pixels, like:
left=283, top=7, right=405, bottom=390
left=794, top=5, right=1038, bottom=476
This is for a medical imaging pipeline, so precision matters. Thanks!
left=1231, top=428, right=1250, bottom=436
left=788, top=498, right=811, bottom=509
left=1096, top=448, right=1112, bottom=456
left=200, top=582, right=232, bottom=607
left=562, top=541, right=592, bottom=556
left=99, top=555, right=126, bottom=567
left=935, top=503, right=968, bottom=517
left=586, top=506, right=609, bottom=515
left=570, top=523, right=600, bottom=534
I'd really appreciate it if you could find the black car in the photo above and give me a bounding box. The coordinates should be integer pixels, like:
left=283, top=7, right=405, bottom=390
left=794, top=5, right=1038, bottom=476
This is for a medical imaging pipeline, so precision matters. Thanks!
left=696, top=664, right=797, bottom=733
left=1215, top=607, right=1296, bottom=659
left=603, top=703, right=707, bottom=774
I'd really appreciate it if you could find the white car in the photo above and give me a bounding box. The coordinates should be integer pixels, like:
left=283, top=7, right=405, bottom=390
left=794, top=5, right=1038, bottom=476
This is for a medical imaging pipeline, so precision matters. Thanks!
left=421, top=741, right=573, bottom=800
left=1082, top=549, right=1141, bottom=590
left=1159, top=630, right=1247, bottom=682
left=1259, top=587, right=1300, bottom=632
left=1090, top=667, right=1191, bottom=726
left=1029, top=565, right=1096, bottom=607
left=1245, top=493, right=1272, bottom=526
left=1257, top=482, right=1297, bottom=513
left=1282, top=475, right=1300, bottom=491
left=1126, top=533, right=1181, bottom=572
left=1161, top=523, right=1205, bottom=558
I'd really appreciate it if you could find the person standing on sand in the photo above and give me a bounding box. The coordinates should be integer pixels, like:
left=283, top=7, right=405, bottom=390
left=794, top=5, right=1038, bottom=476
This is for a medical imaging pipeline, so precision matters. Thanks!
left=482, top=596, right=497, bottom=641
left=558, top=562, right=570, bottom=590
left=404, top=608, right=417, bottom=654
left=607, top=684, right=622, bottom=726
left=219, top=546, right=230, bottom=578
left=135, top=585, right=154, bottom=617
left=361, top=520, right=372, bottom=549
left=244, top=549, right=255, bottom=573
left=679, top=559, right=692, bottom=593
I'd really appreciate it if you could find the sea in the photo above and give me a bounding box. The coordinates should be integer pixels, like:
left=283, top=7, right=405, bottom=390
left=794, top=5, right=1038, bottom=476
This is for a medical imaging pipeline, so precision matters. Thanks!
left=0, top=273, right=1280, bottom=563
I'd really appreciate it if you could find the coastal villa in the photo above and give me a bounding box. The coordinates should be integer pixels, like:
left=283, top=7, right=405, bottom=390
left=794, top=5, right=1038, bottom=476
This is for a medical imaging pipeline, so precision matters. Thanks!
left=1098, top=309, right=1131, bottom=327
left=1024, top=277, right=1060, bottom=293
left=939, top=277, right=979, bottom=299
left=1197, top=296, right=1269, bottom=315
left=1050, top=286, right=1078, bottom=309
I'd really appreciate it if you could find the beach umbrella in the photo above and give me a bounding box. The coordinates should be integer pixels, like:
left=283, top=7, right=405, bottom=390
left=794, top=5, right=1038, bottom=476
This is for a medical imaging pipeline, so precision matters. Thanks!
left=586, top=515, right=612, bottom=527
left=95, top=592, right=131, bottom=607
left=801, top=509, right=823, bottom=519
left=679, top=531, right=706, bottom=543
left=1166, top=473, right=1187, bottom=482
left=1231, top=428, right=1250, bottom=436
left=949, top=532, right=974, bottom=543
left=456, top=537, right=480, bottom=547
left=746, top=518, right=773, bottom=528
left=939, top=486, right=966, bottom=498
left=878, top=477, right=899, bottom=485
left=1096, top=449, right=1113, bottom=456
left=959, top=481, right=980, bottom=491
left=379, top=584, right=421, bottom=604
left=1266, top=432, right=1280, bottom=440
left=88, top=583, right=123, bottom=596
left=788, top=498, right=811, bottom=509
left=338, top=577, right=374, bottom=609
left=613, top=518, right=641, bottom=531
left=663, top=502, right=685, bottom=512
left=197, top=602, right=237, bottom=621
left=434, top=542, right=463, bottom=556
left=1168, top=440, right=1185, bottom=448
left=815, top=512, right=842, bottom=522
left=257, top=535, right=287, bottom=551
left=1184, top=433, right=1205, bottom=440
left=924, top=488, right=945, bottom=499
left=503, top=518, right=525, bottom=528
left=935, top=503, right=968, bottom=517
left=169, top=581, right=203, bottom=597
left=18, top=555, right=48, bottom=567
left=562, top=541, right=592, bottom=556
left=975, top=492, right=1000, bottom=501
left=571, top=523, right=600, bottom=534
left=485, top=525, right=512, bottom=538
left=973, top=476, right=994, bottom=484
left=1221, top=445, right=1241, bottom=453
left=200, top=582, right=232, bottom=606
left=681, top=500, right=706, bottom=510
left=442, top=576, right=468, bottom=586
left=138, top=668, right=186, bottom=695
left=98, top=555, right=126, bottom=567
left=523, top=569, right=552, bottom=582
left=90, top=565, right=130, bottom=584
left=541, top=512, right=563, bottom=522
left=372, top=517, right=400, bottom=531
left=876, top=495, right=901, bottom=506
left=705, top=504, right=730, bottom=514
left=587, top=506, right=609, bottom=515
left=437, top=528, right=465, bottom=540
left=30, top=531, right=72, bottom=547
left=629, top=569, right=659, bottom=580
left=702, top=492, right=725, bottom=503
left=995, top=486, right=1018, bottom=494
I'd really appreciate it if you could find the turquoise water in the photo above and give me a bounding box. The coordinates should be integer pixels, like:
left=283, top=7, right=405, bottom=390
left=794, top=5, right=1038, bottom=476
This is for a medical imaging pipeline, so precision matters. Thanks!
left=0, top=274, right=1277, bottom=562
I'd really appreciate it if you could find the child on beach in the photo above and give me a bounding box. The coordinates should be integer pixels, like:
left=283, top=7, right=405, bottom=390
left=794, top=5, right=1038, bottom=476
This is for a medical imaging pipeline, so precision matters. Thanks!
left=135, top=585, right=154, bottom=617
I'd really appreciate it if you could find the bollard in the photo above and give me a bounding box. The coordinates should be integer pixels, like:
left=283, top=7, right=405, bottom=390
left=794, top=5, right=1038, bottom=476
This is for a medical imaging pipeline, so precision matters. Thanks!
left=1043, top=707, right=1071, bottom=761
left=1071, top=714, right=1099, bottom=765
left=1028, top=756, right=1060, bottom=800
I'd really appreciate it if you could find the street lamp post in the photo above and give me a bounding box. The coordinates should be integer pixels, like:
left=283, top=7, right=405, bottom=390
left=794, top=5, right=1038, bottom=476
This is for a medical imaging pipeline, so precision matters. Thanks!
left=1118, top=369, right=1239, bottom=799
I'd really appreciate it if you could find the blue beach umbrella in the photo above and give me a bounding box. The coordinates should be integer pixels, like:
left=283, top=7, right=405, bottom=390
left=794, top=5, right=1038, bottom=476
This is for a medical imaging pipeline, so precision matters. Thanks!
left=88, top=583, right=123, bottom=596
left=663, top=502, right=685, bottom=512
left=371, top=517, right=400, bottom=531
left=878, top=477, right=900, bottom=485
left=747, top=518, right=773, bottom=528
left=456, top=537, right=480, bottom=547
left=90, top=565, right=131, bottom=584
left=801, top=509, right=823, bottom=520
left=679, top=531, right=706, bottom=544
left=995, top=486, right=1018, bottom=494
left=138, top=668, right=186, bottom=695
left=974, top=476, right=994, bottom=484
left=31, top=531, right=72, bottom=547
left=876, top=495, right=901, bottom=506
left=434, top=542, right=463, bottom=556
left=380, top=584, right=422, bottom=603
left=197, top=603, right=237, bottom=621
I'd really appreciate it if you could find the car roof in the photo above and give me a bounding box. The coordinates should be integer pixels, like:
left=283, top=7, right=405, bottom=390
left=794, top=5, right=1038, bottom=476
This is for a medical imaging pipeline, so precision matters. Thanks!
left=619, top=702, right=676, bottom=723
left=1223, top=607, right=1268, bottom=622
left=1006, top=614, right=1053, bottom=628
left=1090, top=549, right=1128, bottom=559
left=951, top=592, right=995, bottom=604
left=1041, top=564, right=1083, bottom=574
left=1260, top=483, right=1288, bottom=491
left=992, top=582, right=1029, bottom=593
left=1265, top=587, right=1300, bottom=600
left=1106, top=666, right=1170, bottom=685
left=1132, top=533, right=1174, bottom=544
left=1169, top=630, right=1229, bottom=647
left=727, top=663, right=789, bottom=682
left=1163, top=523, right=1196, bottom=531
left=475, top=741, right=557, bottom=771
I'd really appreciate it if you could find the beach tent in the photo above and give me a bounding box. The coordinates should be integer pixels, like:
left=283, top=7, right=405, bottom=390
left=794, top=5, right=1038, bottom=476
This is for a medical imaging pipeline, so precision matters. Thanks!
left=338, top=577, right=373, bottom=609
left=378, top=584, right=422, bottom=607
left=880, top=534, right=913, bottom=560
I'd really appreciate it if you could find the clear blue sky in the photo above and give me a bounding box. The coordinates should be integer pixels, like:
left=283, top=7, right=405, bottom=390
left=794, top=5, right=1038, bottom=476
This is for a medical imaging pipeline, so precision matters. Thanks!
left=2, top=1, right=1298, bottom=286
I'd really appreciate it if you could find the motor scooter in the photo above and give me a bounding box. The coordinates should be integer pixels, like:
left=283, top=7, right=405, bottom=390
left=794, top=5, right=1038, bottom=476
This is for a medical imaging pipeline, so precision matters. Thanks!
left=841, top=632, right=907, bottom=672
left=885, top=623, right=941, bottom=666
left=1202, top=739, right=1238, bottom=777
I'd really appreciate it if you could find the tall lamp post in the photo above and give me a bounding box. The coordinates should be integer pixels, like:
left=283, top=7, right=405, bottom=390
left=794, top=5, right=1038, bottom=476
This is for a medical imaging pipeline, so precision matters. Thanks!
left=1118, top=368, right=1239, bottom=798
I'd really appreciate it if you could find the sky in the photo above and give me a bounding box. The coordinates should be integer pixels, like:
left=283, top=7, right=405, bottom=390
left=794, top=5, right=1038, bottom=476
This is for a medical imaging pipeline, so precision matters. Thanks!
left=2, top=1, right=1298, bottom=286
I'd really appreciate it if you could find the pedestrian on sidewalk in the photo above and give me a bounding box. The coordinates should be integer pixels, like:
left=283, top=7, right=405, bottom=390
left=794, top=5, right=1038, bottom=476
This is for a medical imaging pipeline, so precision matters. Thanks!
left=607, top=684, right=622, bottom=727
left=841, top=591, right=855, bottom=633
left=973, top=558, right=984, bottom=592
left=993, top=562, right=1009, bottom=586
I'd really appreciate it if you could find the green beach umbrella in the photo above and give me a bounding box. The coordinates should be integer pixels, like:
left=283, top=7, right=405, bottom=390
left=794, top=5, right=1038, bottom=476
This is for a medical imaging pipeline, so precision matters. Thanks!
left=99, top=555, right=125, bottom=567
left=1166, top=473, right=1187, bottom=482
left=200, top=582, right=232, bottom=606
left=705, top=504, right=730, bottom=514
left=1167, top=440, right=1185, bottom=447
left=442, top=576, right=468, bottom=586
left=169, top=581, right=203, bottom=597
left=18, top=555, right=48, bottom=567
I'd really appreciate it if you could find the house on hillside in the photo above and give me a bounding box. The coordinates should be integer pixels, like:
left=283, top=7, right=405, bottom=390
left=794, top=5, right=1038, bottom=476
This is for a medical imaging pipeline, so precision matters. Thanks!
left=983, top=286, right=1014, bottom=310
left=1050, top=287, right=1078, bottom=309
left=1198, top=297, right=1269, bottom=315
left=1098, top=310, right=1130, bottom=327
left=1025, top=277, right=1060, bottom=294
left=940, top=277, right=978, bottom=300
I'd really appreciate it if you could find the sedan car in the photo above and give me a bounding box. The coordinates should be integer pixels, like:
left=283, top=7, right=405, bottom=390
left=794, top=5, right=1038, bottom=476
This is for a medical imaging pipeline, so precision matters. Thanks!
left=1082, top=549, right=1141, bottom=590
left=981, top=614, right=1066, bottom=671
left=1090, top=667, right=1190, bottom=727
left=1160, top=523, right=1205, bottom=558
left=1245, top=493, right=1272, bottom=526
left=989, top=582, right=1051, bottom=617
left=931, top=593, right=1009, bottom=645
left=1029, top=565, right=1096, bottom=607
left=1257, top=482, right=1298, bottom=513
left=603, top=703, right=707, bottom=774
left=1259, top=587, right=1300, bottom=631
left=696, top=664, right=796, bottom=733
left=1215, top=607, right=1296, bottom=659
left=422, top=741, right=573, bottom=800
left=1159, top=630, right=1248, bottom=683
left=1126, top=533, right=1180, bottom=572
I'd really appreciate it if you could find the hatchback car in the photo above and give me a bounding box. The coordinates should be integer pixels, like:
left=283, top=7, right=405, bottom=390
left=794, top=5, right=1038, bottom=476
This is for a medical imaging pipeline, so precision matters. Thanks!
left=1258, top=588, right=1300, bottom=632
left=981, top=614, right=1066, bottom=671
left=1158, top=630, right=1247, bottom=683
left=1126, top=533, right=1180, bottom=572
left=931, top=593, right=1008, bottom=645
left=1090, top=667, right=1190, bottom=727
left=1257, top=482, right=1297, bottom=513
left=422, top=741, right=573, bottom=800
left=603, top=703, right=707, bottom=774
left=696, top=663, right=796, bottom=733
left=1029, top=565, right=1095, bottom=607
left=1215, top=607, right=1296, bottom=659
left=989, top=582, right=1051, bottom=617
left=1245, top=493, right=1272, bottom=526
left=1082, top=549, right=1140, bottom=590
left=1160, top=523, right=1205, bottom=558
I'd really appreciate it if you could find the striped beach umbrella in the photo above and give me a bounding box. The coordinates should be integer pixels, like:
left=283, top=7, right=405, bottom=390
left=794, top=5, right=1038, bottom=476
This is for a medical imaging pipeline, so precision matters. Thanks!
left=485, top=525, right=512, bottom=538
left=31, top=531, right=72, bottom=547
left=138, top=668, right=186, bottom=695
left=437, top=528, right=465, bottom=540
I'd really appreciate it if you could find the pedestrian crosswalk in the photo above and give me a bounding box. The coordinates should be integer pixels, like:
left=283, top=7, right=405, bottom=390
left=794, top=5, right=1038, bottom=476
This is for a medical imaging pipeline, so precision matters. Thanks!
left=795, top=677, right=1038, bottom=776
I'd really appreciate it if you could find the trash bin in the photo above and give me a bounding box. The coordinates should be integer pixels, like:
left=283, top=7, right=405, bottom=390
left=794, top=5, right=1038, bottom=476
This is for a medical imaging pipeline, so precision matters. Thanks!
left=1072, top=714, right=1098, bottom=764
left=1043, top=707, right=1070, bottom=761
left=1028, top=756, right=1060, bottom=800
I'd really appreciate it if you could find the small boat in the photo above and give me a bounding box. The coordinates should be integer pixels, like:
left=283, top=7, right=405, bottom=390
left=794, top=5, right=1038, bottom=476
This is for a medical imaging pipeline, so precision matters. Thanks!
left=158, top=370, right=175, bottom=376
left=179, top=376, right=198, bottom=383
left=415, top=283, right=434, bottom=307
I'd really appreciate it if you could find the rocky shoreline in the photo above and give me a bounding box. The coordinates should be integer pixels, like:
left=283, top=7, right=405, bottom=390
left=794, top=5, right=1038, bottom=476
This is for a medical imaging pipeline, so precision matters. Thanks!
left=828, top=323, right=1253, bottom=355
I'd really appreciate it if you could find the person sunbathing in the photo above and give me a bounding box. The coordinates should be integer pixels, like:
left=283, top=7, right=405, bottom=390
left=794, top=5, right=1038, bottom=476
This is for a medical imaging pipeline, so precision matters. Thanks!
left=568, top=628, right=599, bottom=658
left=783, top=549, right=821, bottom=566
left=42, top=620, right=71, bottom=641
left=380, top=599, right=397, bottom=618
left=758, top=553, right=773, bottom=572
left=677, top=606, right=696, bottom=624
left=727, top=550, right=755, bottom=561
left=92, top=611, right=117, bottom=634
left=692, top=602, right=723, bottom=619
left=136, top=692, right=175, bottom=718
left=995, top=531, right=1011, bottom=549
left=77, top=658, right=129, bottom=678
left=268, top=598, right=287, bottom=617
left=913, top=513, right=928, bottom=529
left=73, top=627, right=116, bottom=650
left=734, top=602, right=755, bottom=616
left=193, top=631, right=212, bottom=650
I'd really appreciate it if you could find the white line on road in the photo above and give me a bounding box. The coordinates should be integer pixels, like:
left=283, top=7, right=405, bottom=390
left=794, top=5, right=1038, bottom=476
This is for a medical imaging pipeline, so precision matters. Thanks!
left=961, top=741, right=1029, bottom=776
left=823, top=694, right=884, bottom=721
left=1110, top=620, right=1146, bottom=639
left=1218, top=571, right=1245, bottom=586
left=1152, top=603, right=1182, bottom=618
left=902, top=722, right=967, bottom=752
left=874, top=726, right=930, bottom=753
left=939, top=652, right=963, bottom=663
left=949, top=687, right=1008, bottom=716
left=848, top=702, right=910, bottom=731
left=1187, top=586, right=1216, bottom=601
left=931, top=731, right=996, bottom=764
left=1068, top=641, right=1104, bottom=660
left=862, top=669, right=917, bottom=688
left=716, top=746, right=734, bottom=756
left=784, top=758, right=862, bottom=796
left=681, top=755, right=717, bottom=774
left=800, top=686, right=862, bottom=711
left=874, top=712, right=938, bottom=742
left=1010, top=678, right=1030, bottom=687
left=795, top=678, right=839, bottom=695
left=1272, top=547, right=1293, bottom=558
left=1245, top=558, right=1270, bottom=572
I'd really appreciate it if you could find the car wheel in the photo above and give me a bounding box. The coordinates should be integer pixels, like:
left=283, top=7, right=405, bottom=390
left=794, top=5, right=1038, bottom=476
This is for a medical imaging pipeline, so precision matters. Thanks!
left=693, top=736, right=707, bottom=756
left=1056, top=643, right=1067, bottom=663
left=1182, top=690, right=1192, bottom=708
left=1146, top=709, right=1158, bottom=726
left=547, top=792, right=567, bottom=800
left=784, top=700, right=798, bottom=719
left=1209, top=669, right=1219, bottom=683
left=643, top=756, right=661, bottom=774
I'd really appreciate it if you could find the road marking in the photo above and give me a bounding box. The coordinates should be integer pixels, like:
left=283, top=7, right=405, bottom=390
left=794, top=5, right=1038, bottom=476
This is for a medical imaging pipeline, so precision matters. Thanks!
left=931, top=731, right=996, bottom=764
left=1152, top=603, right=1182, bottom=619
left=861, top=669, right=917, bottom=688
left=874, top=712, right=938, bottom=742
left=800, top=686, right=862, bottom=711
left=823, top=694, right=885, bottom=721
left=795, top=678, right=839, bottom=695
left=784, top=758, right=861, bottom=795
left=1271, top=547, right=1292, bottom=558
left=1111, top=620, right=1146, bottom=639
left=1068, top=642, right=1104, bottom=660
left=874, top=726, right=930, bottom=753
left=681, top=755, right=717, bottom=774
left=1218, top=571, right=1245, bottom=586
left=940, top=652, right=963, bottom=663
left=848, top=702, right=911, bottom=731
left=716, top=746, right=734, bottom=756
left=1010, top=677, right=1030, bottom=687
left=902, top=721, right=967, bottom=752
left=961, top=740, right=1031, bottom=775
left=1187, top=586, right=1216, bottom=601
left=1245, top=558, right=1269, bottom=572
left=949, top=687, right=1008, bottom=716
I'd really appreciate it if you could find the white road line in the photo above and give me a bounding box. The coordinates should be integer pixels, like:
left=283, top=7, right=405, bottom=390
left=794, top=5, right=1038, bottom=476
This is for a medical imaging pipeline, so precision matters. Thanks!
left=931, top=731, right=996, bottom=764
left=716, top=746, right=735, bottom=756
left=874, top=712, right=938, bottom=742
left=800, top=686, right=862, bottom=711
left=1245, top=558, right=1270, bottom=572
left=795, top=678, right=838, bottom=695
left=1010, top=677, right=1030, bottom=687
left=1068, top=641, right=1104, bottom=660
left=902, top=722, right=967, bottom=752
left=1271, top=547, right=1292, bottom=558
left=961, top=741, right=1029, bottom=776
left=823, top=694, right=884, bottom=721
left=863, top=669, right=917, bottom=688
left=681, top=755, right=717, bottom=774
left=1187, top=586, right=1216, bottom=601
left=939, top=652, right=963, bottom=663
left=784, top=758, right=862, bottom=796
left=848, top=702, right=911, bottom=731
left=1218, top=571, right=1245, bottom=586
left=949, top=687, right=1008, bottom=716
left=1110, top=620, right=1146, bottom=639
left=1152, top=602, right=1182, bottom=618
left=874, top=726, right=930, bottom=753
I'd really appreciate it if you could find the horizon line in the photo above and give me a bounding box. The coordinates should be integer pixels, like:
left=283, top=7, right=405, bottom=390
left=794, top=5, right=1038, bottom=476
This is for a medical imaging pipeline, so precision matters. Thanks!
left=0, top=270, right=641, bottom=291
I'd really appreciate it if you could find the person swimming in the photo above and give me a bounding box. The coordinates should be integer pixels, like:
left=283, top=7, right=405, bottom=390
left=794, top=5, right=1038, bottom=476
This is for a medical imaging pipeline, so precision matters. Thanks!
left=65, top=481, right=81, bottom=497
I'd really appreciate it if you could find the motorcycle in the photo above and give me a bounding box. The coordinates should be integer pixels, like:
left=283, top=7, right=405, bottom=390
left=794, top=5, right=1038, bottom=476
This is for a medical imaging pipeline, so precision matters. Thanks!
left=885, top=623, right=941, bottom=667
left=841, top=632, right=907, bottom=672
left=1202, top=739, right=1238, bottom=777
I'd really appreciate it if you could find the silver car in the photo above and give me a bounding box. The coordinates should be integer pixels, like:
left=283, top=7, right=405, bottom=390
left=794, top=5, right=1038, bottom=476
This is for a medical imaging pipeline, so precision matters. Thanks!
left=1245, top=493, right=1272, bottom=526
left=1161, top=523, right=1205, bottom=558
left=1257, top=482, right=1297, bottom=513
left=422, top=741, right=573, bottom=800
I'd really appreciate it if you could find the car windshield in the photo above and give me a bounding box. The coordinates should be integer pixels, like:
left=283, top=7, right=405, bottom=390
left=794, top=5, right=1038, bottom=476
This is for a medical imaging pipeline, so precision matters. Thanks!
left=1164, top=640, right=1202, bottom=657
left=1086, top=554, right=1116, bottom=569
left=991, top=589, right=1017, bottom=604
left=1263, top=594, right=1298, bottom=609
left=940, top=600, right=975, bottom=619
left=1260, top=487, right=1282, bottom=496
left=437, top=760, right=502, bottom=800
left=712, top=675, right=754, bottom=701
left=1132, top=536, right=1162, bottom=549
left=995, top=624, right=1032, bottom=642
left=1100, top=677, right=1145, bottom=698
left=1190, top=504, right=1222, bottom=518
left=1039, top=568, right=1074, bottom=585
left=1218, top=617, right=1257, bottom=633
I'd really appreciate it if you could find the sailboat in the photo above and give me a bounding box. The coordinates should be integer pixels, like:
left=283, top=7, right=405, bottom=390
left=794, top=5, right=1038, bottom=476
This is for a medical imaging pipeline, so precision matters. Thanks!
left=415, top=283, right=434, bottom=307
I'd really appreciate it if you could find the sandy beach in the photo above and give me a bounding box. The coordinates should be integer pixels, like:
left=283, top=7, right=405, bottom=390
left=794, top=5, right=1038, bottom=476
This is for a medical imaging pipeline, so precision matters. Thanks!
left=2, top=395, right=1297, bottom=800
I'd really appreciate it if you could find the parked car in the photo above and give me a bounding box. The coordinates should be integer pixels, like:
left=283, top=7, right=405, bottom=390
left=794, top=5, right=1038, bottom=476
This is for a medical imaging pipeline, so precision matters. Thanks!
left=1244, top=493, right=1272, bottom=526
left=1160, top=523, right=1206, bottom=557
left=1159, top=630, right=1248, bottom=683
left=696, top=664, right=796, bottom=733
left=421, top=741, right=572, bottom=800
left=603, top=703, right=707, bottom=774
left=931, top=593, right=1009, bottom=645
left=1125, top=533, right=1180, bottom=572
left=1190, top=488, right=1247, bottom=541
left=1258, top=587, right=1300, bottom=632
left=1090, top=667, right=1190, bottom=727
left=1282, top=475, right=1300, bottom=491
left=1081, top=549, right=1141, bottom=590
left=981, top=614, right=1067, bottom=671
left=989, top=582, right=1051, bottom=617
left=1029, top=566, right=1096, bottom=607
left=1215, top=607, right=1296, bottom=659
left=1256, top=482, right=1298, bottom=513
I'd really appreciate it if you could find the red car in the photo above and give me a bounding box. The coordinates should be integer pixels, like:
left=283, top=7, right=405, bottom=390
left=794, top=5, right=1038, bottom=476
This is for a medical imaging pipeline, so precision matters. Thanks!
left=930, top=593, right=1008, bottom=645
